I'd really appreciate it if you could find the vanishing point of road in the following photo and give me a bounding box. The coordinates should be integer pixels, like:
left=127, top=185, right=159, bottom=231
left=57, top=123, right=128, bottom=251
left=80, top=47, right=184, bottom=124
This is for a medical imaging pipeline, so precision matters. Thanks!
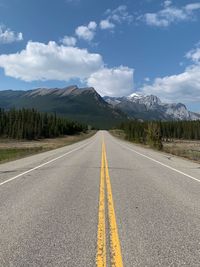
left=0, top=131, right=200, bottom=266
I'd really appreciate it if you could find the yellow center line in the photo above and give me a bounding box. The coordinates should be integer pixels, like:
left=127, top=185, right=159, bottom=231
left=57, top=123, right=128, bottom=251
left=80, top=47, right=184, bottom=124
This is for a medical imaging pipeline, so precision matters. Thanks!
left=103, top=141, right=124, bottom=267
left=96, top=137, right=124, bottom=267
left=96, top=142, right=106, bottom=267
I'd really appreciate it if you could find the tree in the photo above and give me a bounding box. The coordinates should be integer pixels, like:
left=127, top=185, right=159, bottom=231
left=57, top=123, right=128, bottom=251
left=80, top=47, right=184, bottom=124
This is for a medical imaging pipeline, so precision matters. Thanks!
left=146, top=122, right=163, bottom=150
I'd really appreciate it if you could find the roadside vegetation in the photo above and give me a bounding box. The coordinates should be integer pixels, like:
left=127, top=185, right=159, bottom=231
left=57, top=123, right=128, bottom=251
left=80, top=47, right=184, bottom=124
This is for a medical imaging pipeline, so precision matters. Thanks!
left=0, top=147, right=44, bottom=162
left=0, top=108, right=87, bottom=140
left=111, top=120, right=200, bottom=163
left=0, top=131, right=96, bottom=163
left=0, top=108, right=95, bottom=163
left=163, top=140, right=200, bottom=162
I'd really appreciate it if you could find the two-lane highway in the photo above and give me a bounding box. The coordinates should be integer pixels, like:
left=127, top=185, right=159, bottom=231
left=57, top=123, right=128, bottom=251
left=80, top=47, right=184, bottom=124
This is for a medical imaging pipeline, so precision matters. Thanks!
left=0, top=131, right=200, bottom=266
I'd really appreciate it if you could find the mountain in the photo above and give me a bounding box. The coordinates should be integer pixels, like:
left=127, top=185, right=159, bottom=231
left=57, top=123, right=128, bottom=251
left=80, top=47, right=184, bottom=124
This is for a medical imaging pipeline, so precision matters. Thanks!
left=104, top=93, right=200, bottom=121
left=0, top=86, right=127, bottom=129
left=0, top=86, right=199, bottom=129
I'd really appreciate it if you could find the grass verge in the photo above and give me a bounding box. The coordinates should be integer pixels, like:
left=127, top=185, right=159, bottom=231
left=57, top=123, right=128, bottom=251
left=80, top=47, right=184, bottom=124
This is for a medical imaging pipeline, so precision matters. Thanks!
left=110, top=130, right=200, bottom=163
left=163, top=140, right=200, bottom=163
left=0, top=130, right=96, bottom=164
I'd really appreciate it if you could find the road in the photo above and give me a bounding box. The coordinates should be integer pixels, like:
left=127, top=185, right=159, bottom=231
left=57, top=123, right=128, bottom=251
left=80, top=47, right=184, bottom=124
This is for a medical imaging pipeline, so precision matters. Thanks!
left=0, top=131, right=200, bottom=266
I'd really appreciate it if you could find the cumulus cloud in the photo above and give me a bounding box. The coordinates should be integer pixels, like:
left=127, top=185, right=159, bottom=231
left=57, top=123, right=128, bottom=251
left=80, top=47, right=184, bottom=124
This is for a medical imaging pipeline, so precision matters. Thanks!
left=0, top=25, right=23, bottom=44
left=0, top=41, right=103, bottom=81
left=99, top=19, right=115, bottom=30
left=140, top=44, right=200, bottom=103
left=141, top=66, right=200, bottom=103
left=75, top=21, right=97, bottom=41
left=140, top=2, right=200, bottom=27
left=186, top=44, right=200, bottom=63
left=61, top=35, right=77, bottom=46
left=87, top=66, right=134, bottom=97
left=0, top=38, right=135, bottom=97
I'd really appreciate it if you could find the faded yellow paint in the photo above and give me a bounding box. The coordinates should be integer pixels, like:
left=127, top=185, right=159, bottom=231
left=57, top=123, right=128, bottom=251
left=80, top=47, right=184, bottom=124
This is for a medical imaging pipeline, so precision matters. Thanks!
left=96, top=142, right=106, bottom=267
left=96, top=139, right=123, bottom=267
left=103, top=141, right=124, bottom=267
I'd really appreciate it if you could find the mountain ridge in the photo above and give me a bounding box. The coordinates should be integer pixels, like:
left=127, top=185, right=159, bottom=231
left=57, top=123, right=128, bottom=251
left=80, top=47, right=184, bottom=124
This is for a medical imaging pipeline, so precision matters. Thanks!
left=104, top=93, right=200, bottom=121
left=0, top=86, right=127, bottom=129
left=0, top=86, right=199, bottom=129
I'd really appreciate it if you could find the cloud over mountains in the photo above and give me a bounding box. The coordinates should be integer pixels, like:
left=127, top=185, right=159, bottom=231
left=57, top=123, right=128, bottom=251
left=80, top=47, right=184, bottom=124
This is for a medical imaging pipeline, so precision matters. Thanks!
left=0, top=41, right=103, bottom=81
left=0, top=40, right=134, bottom=97
left=87, top=66, right=134, bottom=97
left=140, top=44, right=200, bottom=103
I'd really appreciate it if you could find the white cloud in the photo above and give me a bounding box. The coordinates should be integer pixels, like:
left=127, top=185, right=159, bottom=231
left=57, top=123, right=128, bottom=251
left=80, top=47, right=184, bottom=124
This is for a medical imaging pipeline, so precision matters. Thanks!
left=143, top=13, right=169, bottom=27
left=106, top=5, right=133, bottom=24
left=100, top=5, right=133, bottom=31
left=100, top=19, right=115, bottom=30
left=0, top=39, right=135, bottom=97
left=186, top=45, right=200, bottom=64
left=141, top=66, right=200, bottom=103
left=140, top=44, right=200, bottom=103
left=0, top=25, right=23, bottom=44
left=140, top=2, right=200, bottom=27
left=185, top=3, right=200, bottom=12
left=87, top=66, right=134, bottom=97
left=163, top=1, right=172, bottom=8
left=61, top=35, right=77, bottom=46
left=0, top=41, right=103, bottom=81
left=144, top=77, right=150, bottom=82
left=88, top=21, right=97, bottom=30
left=75, top=21, right=97, bottom=41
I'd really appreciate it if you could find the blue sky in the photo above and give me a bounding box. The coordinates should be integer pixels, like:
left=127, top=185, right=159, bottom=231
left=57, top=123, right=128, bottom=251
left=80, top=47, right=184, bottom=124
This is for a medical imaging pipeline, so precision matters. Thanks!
left=0, top=0, right=200, bottom=111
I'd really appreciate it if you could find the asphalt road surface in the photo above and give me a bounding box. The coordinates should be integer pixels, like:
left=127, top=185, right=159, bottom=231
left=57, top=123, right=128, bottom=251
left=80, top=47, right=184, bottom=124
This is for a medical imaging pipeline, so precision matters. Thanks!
left=0, top=131, right=200, bottom=266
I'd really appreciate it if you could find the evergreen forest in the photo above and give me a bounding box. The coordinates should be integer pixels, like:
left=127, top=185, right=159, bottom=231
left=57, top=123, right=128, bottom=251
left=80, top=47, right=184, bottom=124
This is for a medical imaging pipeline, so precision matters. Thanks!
left=119, top=120, right=200, bottom=150
left=0, top=108, right=87, bottom=140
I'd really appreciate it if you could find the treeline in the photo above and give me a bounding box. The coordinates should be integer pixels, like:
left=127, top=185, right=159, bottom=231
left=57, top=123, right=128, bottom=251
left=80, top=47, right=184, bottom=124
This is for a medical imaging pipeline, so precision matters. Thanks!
left=0, top=108, right=87, bottom=140
left=119, top=120, right=200, bottom=150
left=160, top=120, right=200, bottom=140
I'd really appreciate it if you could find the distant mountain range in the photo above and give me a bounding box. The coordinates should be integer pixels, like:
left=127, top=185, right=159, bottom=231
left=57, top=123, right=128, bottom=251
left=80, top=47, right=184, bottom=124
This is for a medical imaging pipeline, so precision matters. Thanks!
left=0, top=86, right=199, bottom=129
left=0, top=86, right=126, bottom=129
left=104, top=93, right=200, bottom=121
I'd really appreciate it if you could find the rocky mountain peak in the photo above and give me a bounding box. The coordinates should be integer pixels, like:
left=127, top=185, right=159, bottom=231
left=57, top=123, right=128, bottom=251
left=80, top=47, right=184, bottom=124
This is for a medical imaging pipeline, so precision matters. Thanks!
left=104, top=93, right=200, bottom=121
left=128, top=93, right=161, bottom=108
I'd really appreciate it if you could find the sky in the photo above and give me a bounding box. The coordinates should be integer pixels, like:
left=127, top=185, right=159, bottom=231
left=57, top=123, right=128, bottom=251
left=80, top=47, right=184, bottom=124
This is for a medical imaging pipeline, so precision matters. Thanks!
left=0, top=0, right=200, bottom=112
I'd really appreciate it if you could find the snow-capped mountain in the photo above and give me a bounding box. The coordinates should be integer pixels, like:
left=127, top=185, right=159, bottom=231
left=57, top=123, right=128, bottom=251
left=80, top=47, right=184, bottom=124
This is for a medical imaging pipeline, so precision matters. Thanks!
left=104, top=94, right=200, bottom=121
left=128, top=94, right=162, bottom=109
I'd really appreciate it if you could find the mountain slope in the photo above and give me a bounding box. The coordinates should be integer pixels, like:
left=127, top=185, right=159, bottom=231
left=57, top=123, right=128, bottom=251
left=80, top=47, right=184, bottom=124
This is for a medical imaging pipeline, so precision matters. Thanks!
left=0, top=86, right=127, bottom=129
left=104, top=94, right=200, bottom=121
left=0, top=87, right=199, bottom=129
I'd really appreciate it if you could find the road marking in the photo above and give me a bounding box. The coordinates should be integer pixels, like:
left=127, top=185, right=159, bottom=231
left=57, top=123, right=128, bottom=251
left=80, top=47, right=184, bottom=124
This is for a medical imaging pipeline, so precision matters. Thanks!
left=0, top=141, right=92, bottom=187
left=96, top=142, right=106, bottom=267
left=97, top=139, right=124, bottom=267
left=103, top=142, right=124, bottom=267
left=116, top=140, right=200, bottom=184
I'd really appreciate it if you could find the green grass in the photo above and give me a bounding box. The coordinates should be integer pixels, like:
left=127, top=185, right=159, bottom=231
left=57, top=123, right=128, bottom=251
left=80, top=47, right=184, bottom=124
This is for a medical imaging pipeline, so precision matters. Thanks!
left=0, top=147, right=44, bottom=163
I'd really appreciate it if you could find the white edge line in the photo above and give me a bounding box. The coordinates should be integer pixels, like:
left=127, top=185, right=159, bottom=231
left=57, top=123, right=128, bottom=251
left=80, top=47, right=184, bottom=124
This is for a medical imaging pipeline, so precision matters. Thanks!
left=0, top=141, right=92, bottom=187
left=115, top=140, right=200, bottom=184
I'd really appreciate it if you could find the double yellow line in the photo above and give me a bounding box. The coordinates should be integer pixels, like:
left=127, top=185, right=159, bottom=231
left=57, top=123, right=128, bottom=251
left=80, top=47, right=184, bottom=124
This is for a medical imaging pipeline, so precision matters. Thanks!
left=96, top=140, right=124, bottom=267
